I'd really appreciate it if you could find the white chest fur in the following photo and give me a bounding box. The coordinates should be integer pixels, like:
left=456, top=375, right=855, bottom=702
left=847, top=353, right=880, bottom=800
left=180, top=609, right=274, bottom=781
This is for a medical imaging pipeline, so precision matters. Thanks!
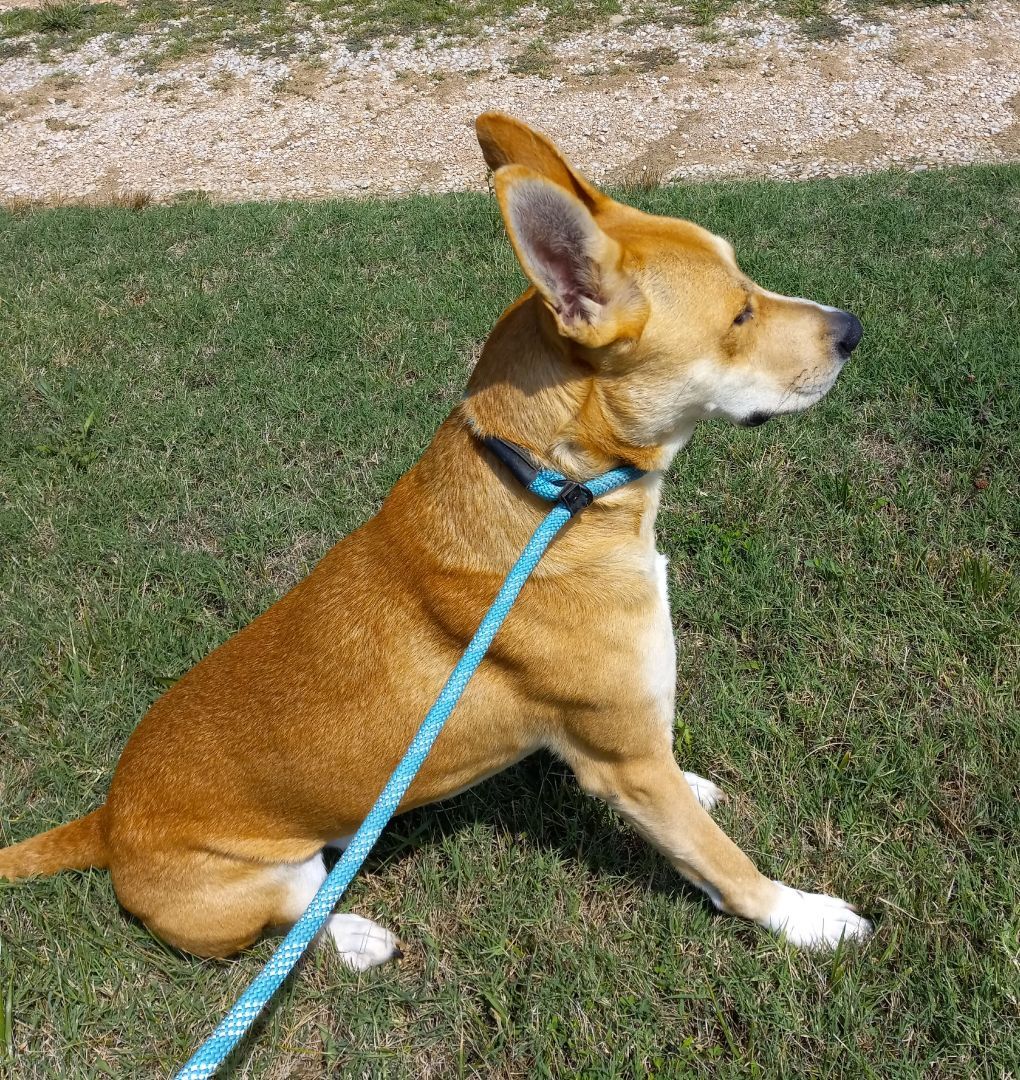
left=643, top=550, right=678, bottom=741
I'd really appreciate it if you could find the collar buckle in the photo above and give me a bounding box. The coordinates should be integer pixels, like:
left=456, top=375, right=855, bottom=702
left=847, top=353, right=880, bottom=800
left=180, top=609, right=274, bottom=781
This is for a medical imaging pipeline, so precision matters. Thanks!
left=554, top=480, right=594, bottom=516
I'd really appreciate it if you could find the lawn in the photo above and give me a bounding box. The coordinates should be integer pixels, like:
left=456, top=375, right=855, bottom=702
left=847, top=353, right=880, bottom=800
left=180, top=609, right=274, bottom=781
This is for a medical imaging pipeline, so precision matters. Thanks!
left=1, top=168, right=1018, bottom=1077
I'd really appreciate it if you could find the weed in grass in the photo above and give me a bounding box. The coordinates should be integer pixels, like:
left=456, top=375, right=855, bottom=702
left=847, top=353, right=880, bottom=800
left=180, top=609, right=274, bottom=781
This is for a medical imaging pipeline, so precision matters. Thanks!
left=507, top=37, right=554, bottom=76
left=778, top=0, right=829, bottom=20
left=169, top=188, right=213, bottom=205
left=107, top=189, right=153, bottom=210
left=32, top=410, right=100, bottom=469
left=619, top=160, right=668, bottom=192
left=0, top=6, right=46, bottom=37
left=685, top=0, right=738, bottom=29
left=1, top=197, right=37, bottom=215
left=0, top=37, right=32, bottom=59
left=819, top=470, right=854, bottom=509
left=802, top=12, right=849, bottom=40
left=36, top=2, right=90, bottom=33
left=957, top=551, right=1006, bottom=602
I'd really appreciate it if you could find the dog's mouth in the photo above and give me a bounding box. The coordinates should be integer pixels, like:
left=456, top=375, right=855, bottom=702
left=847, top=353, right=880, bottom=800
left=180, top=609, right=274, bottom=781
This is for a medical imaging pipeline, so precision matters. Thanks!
left=739, top=411, right=773, bottom=428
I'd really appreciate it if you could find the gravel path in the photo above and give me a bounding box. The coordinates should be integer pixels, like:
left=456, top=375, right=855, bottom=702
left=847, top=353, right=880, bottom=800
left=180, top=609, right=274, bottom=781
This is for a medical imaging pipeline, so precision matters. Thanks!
left=1, top=2, right=1019, bottom=203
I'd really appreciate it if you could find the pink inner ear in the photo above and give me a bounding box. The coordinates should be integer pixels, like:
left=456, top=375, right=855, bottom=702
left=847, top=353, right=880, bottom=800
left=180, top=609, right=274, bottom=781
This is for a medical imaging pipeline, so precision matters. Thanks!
left=512, top=185, right=603, bottom=324
left=533, top=237, right=600, bottom=323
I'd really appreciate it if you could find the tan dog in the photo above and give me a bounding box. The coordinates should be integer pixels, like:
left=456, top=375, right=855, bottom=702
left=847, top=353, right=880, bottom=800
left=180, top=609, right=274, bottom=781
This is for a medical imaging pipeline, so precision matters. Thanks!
left=0, top=114, right=871, bottom=964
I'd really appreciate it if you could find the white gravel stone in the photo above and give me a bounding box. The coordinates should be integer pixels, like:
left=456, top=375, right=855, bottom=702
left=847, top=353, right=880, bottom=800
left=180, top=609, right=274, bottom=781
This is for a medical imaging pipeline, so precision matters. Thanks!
left=0, top=1, right=1018, bottom=203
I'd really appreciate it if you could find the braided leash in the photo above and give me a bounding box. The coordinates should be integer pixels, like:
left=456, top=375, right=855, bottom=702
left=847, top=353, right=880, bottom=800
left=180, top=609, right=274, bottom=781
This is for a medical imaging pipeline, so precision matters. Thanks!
left=177, top=459, right=643, bottom=1078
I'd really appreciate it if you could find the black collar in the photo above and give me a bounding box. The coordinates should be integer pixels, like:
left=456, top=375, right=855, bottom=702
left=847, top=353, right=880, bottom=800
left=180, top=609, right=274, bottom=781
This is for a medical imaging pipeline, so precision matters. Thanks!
left=479, top=435, right=542, bottom=489
left=479, top=435, right=595, bottom=516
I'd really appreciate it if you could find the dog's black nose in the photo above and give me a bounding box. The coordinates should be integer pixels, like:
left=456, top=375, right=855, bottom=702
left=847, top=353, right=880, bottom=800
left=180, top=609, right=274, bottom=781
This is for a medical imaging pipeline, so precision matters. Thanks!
left=831, top=310, right=864, bottom=357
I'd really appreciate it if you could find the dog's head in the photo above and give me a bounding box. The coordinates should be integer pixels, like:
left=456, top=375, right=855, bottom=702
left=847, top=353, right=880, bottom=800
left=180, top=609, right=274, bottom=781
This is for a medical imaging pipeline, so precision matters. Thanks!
left=475, top=113, right=862, bottom=464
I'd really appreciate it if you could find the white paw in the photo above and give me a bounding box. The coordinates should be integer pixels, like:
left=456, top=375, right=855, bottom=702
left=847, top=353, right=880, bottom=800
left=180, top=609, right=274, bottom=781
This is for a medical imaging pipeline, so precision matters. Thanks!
left=764, top=881, right=872, bottom=949
left=325, top=913, right=402, bottom=971
left=684, top=772, right=724, bottom=811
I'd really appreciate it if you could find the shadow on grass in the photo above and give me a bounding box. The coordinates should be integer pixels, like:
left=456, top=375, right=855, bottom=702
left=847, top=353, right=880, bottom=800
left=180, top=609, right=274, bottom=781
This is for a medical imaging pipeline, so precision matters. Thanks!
left=338, top=752, right=698, bottom=901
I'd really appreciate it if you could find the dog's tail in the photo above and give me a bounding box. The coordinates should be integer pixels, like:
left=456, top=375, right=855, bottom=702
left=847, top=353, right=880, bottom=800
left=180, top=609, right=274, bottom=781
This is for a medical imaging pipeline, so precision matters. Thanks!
left=0, top=808, right=108, bottom=880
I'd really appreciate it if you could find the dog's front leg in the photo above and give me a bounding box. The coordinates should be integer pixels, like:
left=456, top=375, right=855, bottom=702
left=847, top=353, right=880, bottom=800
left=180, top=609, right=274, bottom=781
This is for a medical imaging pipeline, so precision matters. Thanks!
left=566, top=748, right=871, bottom=949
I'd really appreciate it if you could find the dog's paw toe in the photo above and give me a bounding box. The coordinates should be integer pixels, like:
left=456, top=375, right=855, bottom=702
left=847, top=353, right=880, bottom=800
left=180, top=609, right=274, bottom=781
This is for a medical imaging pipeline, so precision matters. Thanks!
left=326, top=913, right=401, bottom=971
left=684, top=772, right=725, bottom=811
left=764, top=882, right=872, bottom=949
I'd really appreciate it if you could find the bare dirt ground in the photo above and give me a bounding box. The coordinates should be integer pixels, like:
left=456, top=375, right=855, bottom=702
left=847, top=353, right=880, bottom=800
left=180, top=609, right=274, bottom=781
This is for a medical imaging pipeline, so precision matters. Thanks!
left=1, top=2, right=1019, bottom=204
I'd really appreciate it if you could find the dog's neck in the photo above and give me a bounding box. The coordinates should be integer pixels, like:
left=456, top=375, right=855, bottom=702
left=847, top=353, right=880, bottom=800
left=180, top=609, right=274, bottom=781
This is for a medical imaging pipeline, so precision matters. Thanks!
left=390, top=294, right=678, bottom=577
left=463, top=293, right=685, bottom=480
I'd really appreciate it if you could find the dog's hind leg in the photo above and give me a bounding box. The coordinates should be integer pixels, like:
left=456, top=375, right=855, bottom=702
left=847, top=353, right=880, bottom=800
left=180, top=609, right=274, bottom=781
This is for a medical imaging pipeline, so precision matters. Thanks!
left=113, top=851, right=400, bottom=967
left=274, top=853, right=402, bottom=971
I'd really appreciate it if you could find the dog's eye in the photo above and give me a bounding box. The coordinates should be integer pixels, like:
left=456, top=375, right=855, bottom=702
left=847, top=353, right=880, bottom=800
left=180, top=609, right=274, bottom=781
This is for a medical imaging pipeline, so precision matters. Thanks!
left=733, top=305, right=753, bottom=326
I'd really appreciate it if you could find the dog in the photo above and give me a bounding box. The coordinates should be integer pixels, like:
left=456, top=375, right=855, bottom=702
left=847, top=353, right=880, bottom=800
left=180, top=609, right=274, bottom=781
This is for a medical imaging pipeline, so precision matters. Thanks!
left=0, top=114, right=870, bottom=966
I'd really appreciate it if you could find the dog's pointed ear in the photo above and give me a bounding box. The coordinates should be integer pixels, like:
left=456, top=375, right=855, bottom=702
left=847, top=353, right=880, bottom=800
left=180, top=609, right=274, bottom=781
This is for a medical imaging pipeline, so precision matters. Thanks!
left=493, top=165, right=647, bottom=349
left=476, top=112, right=606, bottom=213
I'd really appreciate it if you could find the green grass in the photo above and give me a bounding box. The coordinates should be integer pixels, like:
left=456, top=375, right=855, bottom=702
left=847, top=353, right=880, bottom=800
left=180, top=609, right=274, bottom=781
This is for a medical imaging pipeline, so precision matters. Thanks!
left=1, top=167, right=1019, bottom=1076
left=0, top=0, right=622, bottom=64
left=0, top=0, right=969, bottom=66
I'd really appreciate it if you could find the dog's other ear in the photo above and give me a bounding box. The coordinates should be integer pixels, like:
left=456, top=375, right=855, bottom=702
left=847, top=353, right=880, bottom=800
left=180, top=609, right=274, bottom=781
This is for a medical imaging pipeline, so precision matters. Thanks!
left=494, top=165, right=647, bottom=349
left=476, top=112, right=606, bottom=213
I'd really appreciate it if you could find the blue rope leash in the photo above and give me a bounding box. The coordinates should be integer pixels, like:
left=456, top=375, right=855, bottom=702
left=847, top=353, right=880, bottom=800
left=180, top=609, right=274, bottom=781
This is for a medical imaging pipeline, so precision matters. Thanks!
left=177, top=461, right=642, bottom=1078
